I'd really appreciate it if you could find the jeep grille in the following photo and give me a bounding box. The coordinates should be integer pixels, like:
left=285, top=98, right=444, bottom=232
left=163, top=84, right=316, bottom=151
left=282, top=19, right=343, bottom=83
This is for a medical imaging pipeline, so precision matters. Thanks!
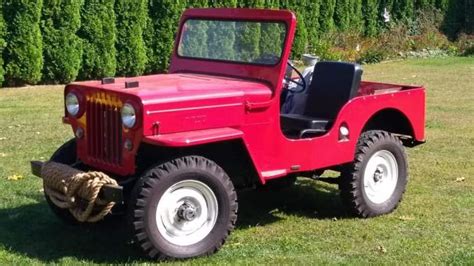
left=86, top=95, right=122, bottom=166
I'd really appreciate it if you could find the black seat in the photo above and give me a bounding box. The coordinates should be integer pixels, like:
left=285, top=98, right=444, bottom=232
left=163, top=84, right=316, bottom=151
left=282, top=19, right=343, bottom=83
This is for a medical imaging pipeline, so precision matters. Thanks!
left=281, top=61, right=363, bottom=138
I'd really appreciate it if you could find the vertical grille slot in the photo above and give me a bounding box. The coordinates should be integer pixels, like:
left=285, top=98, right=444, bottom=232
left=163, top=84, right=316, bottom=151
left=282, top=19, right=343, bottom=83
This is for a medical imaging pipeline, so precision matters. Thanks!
left=86, top=96, right=122, bottom=166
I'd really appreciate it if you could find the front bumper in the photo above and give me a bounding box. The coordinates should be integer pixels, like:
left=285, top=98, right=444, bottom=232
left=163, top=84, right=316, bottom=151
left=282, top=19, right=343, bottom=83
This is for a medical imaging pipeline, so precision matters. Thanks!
left=31, top=161, right=124, bottom=203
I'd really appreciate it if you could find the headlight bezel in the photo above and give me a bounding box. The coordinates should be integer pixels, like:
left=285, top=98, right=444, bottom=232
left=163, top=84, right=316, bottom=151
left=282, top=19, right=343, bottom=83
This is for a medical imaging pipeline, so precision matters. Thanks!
left=121, top=102, right=138, bottom=129
left=65, top=92, right=81, bottom=117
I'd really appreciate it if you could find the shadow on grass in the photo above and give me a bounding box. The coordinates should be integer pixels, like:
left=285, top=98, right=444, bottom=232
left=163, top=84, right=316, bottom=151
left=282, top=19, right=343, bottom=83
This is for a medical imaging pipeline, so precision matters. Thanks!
left=0, top=179, right=347, bottom=263
left=237, top=179, right=349, bottom=228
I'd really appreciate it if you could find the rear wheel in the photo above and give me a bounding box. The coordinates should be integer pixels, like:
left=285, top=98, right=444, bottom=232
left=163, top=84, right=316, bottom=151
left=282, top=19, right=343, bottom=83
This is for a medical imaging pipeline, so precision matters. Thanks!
left=339, top=131, right=408, bottom=218
left=129, top=156, right=238, bottom=260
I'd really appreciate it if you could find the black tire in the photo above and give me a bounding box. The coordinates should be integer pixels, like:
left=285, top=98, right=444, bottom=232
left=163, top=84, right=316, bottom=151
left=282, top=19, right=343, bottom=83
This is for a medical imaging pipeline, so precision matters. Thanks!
left=44, top=139, right=80, bottom=225
left=129, top=156, right=238, bottom=260
left=339, top=130, right=408, bottom=218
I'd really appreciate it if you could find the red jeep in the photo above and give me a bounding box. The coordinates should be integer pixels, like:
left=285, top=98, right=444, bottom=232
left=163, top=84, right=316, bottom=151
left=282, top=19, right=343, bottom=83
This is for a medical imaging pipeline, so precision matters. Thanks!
left=32, top=8, right=425, bottom=259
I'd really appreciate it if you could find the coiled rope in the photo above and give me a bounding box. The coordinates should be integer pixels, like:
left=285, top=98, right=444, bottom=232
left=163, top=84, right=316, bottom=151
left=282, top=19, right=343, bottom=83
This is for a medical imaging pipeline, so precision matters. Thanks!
left=41, top=161, right=118, bottom=223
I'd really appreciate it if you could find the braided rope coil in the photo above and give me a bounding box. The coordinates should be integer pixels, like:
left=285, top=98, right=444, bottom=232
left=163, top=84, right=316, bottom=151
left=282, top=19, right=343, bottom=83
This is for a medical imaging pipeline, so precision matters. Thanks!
left=41, top=161, right=119, bottom=223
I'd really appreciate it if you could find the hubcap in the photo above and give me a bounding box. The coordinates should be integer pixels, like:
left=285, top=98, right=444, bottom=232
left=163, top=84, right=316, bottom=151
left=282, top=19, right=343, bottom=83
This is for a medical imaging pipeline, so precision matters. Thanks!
left=156, top=180, right=218, bottom=246
left=363, top=150, right=399, bottom=204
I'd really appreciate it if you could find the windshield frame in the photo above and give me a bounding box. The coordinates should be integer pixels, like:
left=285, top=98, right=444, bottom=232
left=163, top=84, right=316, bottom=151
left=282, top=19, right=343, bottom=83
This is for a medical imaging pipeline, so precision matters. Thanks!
left=176, top=17, right=289, bottom=67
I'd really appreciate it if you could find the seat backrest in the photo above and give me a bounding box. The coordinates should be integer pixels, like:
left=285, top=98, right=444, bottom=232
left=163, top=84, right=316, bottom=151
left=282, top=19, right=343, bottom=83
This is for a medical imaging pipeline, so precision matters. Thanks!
left=304, top=61, right=363, bottom=120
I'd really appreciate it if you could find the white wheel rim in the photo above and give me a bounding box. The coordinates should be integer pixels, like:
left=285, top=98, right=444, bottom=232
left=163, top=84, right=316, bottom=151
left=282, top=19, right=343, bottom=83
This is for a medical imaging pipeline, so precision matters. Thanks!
left=363, top=150, right=399, bottom=204
left=156, top=180, right=218, bottom=246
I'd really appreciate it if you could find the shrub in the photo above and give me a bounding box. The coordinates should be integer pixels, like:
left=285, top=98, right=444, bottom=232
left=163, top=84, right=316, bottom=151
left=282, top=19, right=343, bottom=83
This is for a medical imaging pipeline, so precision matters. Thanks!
left=319, top=0, right=336, bottom=33
left=41, top=0, right=83, bottom=84
left=145, top=0, right=185, bottom=73
left=334, top=0, right=351, bottom=31
left=305, top=0, right=320, bottom=44
left=3, top=0, right=44, bottom=86
left=281, top=0, right=308, bottom=57
left=115, top=0, right=148, bottom=76
left=358, top=48, right=389, bottom=64
left=0, top=5, right=5, bottom=86
left=78, top=0, right=116, bottom=80
left=456, top=33, right=474, bottom=56
left=362, top=0, right=379, bottom=37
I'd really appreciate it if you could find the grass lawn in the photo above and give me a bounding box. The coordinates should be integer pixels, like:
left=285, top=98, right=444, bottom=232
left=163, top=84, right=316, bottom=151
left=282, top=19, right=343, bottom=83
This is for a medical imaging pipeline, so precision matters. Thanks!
left=0, top=57, right=473, bottom=264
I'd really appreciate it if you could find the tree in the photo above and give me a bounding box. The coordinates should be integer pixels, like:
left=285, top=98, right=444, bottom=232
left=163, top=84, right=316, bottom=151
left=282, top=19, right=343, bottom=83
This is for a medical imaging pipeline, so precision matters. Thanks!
left=464, top=0, right=473, bottom=34
left=442, top=0, right=466, bottom=37
left=393, top=0, right=414, bottom=21
left=3, top=0, right=43, bottom=86
left=259, top=0, right=283, bottom=59
left=350, top=0, right=364, bottom=33
left=207, top=0, right=238, bottom=60
left=319, top=0, right=336, bottom=34
left=363, top=0, right=379, bottom=36
left=0, top=4, right=6, bottom=86
left=187, top=0, right=208, bottom=7
left=435, top=0, right=449, bottom=12
left=281, top=0, right=308, bottom=57
left=145, top=0, right=185, bottom=73
left=78, top=0, right=116, bottom=80
left=208, top=0, right=238, bottom=7
left=234, top=0, right=264, bottom=62
left=41, top=0, right=83, bottom=84
left=305, top=0, right=321, bottom=44
left=115, top=0, right=147, bottom=76
left=335, top=0, right=351, bottom=31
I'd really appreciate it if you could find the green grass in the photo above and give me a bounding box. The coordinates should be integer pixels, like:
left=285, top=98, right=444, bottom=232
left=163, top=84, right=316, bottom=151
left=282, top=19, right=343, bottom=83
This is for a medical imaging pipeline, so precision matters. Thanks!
left=0, top=57, right=473, bottom=264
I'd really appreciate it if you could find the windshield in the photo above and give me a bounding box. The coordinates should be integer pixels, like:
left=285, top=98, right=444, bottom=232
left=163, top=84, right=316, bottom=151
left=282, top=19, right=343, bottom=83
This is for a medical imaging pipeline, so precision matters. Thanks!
left=178, top=19, right=287, bottom=65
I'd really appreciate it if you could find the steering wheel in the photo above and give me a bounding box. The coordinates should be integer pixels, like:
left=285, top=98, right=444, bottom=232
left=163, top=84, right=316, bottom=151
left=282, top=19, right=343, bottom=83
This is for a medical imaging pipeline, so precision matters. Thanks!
left=284, top=61, right=306, bottom=93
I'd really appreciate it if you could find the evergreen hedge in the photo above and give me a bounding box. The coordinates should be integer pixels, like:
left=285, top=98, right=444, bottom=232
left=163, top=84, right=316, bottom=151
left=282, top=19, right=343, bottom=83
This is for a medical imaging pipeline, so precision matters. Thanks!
left=4, top=0, right=44, bottom=86
left=115, top=0, right=147, bottom=76
left=0, top=0, right=470, bottom=87
left=41, top=0, right=83, bottom=84
left=145, top=0, right=185, bottom=73
left=0, top=4, right=5, bottom=85
left=78, top=0, right=116, bottom=80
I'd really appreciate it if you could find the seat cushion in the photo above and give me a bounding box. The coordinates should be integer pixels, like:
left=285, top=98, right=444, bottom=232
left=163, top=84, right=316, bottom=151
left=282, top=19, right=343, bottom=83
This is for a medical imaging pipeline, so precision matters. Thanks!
left=280, top=114, right=331, bottom=132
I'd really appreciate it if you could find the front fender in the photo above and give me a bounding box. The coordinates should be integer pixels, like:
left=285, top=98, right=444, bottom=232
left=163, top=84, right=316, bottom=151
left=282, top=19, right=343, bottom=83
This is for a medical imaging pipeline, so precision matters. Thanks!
left=142, top=127, right=243, bottom=147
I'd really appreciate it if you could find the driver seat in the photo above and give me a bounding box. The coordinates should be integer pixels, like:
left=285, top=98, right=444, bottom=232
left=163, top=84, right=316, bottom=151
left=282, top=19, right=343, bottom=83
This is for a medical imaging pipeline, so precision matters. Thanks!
left=281, top=61, right=363, bottom=138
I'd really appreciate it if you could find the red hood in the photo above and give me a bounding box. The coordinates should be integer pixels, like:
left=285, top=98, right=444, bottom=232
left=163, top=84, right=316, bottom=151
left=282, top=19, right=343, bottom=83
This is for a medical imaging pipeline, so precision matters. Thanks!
left=72, top=73, right=273, bottom=106
left=69, top=73, right=273, bottom=135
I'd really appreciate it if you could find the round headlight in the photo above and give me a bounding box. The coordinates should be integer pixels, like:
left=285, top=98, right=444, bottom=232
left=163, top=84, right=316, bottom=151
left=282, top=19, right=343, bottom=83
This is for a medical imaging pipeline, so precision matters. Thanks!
left=121, top=103, right=136, bottom=128
left=65, top=92, right=80, bottom=116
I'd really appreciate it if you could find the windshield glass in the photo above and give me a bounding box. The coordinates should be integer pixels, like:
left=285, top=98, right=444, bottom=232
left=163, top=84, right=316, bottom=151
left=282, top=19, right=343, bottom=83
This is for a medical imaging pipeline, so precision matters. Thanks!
left=178, top=19, right=287, bottom=65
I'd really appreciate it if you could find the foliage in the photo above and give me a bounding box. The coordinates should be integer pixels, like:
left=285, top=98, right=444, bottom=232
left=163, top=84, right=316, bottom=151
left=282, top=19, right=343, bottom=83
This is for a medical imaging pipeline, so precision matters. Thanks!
left=3, top=0, right=44, bottom=86
left=41, top=0, right=83, bottom=84
left=1, top=57, right=474, bottom=264
left=0, top=4, right=5, bottom=85
left=318, top=0, right=336, bottom=34
left=145, top=0, right=185, bottom=73
left=114, top=0, right=147, bottom=77
left=334, top=0, right=351, bottom=31
left=286, top=0, right=309, bottom=57
left=78, top=0, right=116, bottom=80
left=362, top=0, right=379, bottom=37
left=0, top=0, right=472, bottom=86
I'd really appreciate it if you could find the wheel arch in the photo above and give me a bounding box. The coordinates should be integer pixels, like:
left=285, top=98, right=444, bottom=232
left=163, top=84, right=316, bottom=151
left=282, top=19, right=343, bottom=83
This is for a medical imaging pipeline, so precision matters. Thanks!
left=136, top=139, right=260, bottom=189
left=361, top=108, right=418, bottom=146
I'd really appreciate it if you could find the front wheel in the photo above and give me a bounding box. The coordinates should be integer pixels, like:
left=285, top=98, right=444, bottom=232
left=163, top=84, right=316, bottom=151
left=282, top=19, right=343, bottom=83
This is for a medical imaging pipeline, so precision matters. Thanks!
left=129, top=156, right=238, bottom=260
left=339, top=130, right=408, bottom=218
left=44, top=139, right=80, bottom=225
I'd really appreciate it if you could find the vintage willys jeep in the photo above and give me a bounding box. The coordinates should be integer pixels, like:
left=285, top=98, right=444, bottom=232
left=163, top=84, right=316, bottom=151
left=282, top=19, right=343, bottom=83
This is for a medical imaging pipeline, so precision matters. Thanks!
left=31, top=8, right=425, bottom=259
